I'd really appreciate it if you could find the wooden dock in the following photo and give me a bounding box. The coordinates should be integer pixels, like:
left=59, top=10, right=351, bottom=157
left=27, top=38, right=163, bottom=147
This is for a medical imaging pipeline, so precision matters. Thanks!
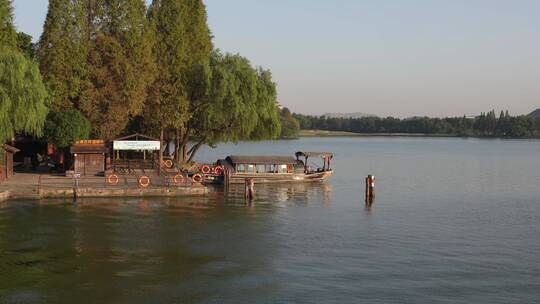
left=0, top=172, right=208, bottom=202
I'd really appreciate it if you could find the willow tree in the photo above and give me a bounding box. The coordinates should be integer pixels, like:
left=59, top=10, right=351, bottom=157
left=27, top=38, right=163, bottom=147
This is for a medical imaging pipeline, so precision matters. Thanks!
left=81, top=0, right=155, bottom=139
left=0, top=48, right=49, bottom=143
left=0, top=0, right=48, bottom=143
left=0, top=0, right=16, bottom=48
left=144, top=0, right=213, bottom=163
left=185, top=51, right=281, bottom=162
left=37, top=0, right=90, bottom=111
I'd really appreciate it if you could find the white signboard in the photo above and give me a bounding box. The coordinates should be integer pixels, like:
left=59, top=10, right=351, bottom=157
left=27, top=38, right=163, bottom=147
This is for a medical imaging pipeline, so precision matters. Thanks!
left=113, top=140, right=160, bottom=151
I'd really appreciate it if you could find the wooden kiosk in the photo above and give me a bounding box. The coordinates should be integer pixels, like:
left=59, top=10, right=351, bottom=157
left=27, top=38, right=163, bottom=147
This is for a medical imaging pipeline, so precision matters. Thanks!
left=110, top=134, right=162, bottom=175
left=71, top=140, right=107, bottom=176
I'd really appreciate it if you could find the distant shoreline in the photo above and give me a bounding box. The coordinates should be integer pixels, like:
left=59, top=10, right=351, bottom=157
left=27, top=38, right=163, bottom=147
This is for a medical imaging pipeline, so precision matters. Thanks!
left=297, top=129, right=539, bottom=139
left=298, top=130, right=458, bottom=137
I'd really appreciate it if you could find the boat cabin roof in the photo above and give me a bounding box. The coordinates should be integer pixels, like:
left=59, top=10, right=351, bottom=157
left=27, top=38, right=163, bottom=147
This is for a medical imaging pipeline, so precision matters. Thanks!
left=227, top=155, right=297, bottom=165
left=295, top=151, right=333, bottom=158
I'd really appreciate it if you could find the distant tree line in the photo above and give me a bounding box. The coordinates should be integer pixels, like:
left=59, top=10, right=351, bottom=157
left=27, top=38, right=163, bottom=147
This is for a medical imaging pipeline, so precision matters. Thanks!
left=0, top=0, right=283, bottom=164
left=293, top=110, right=540, bottom=138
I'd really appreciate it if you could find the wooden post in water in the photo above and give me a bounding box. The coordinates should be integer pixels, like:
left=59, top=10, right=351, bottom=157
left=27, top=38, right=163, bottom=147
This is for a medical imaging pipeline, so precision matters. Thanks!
left=245, top=178, right=254, bottom=201
left=365, top=175, right=375, bottom=205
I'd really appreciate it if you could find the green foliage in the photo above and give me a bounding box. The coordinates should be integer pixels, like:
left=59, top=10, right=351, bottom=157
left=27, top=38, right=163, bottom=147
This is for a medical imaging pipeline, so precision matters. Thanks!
left=0, top=48, right=48, bottom=142
left=44, top=108, right=90, bottom=148
left=37, top=0, right=91, bottom=111
left=81, top=0, right=155, bottom=139
left=38, top=0, right=155, bottom=139
left=192, top=52, right=281, bottom=145
left=0, top=0, right=16, bottom=48
left=279, top=107, right=300, bottom=138
left=16, top=32, right=34, bottom=58
left=144, top=0, right=213, bottom=133
left=250, top=68, right=281, bottom=140
left=294, top=110, right=540, bottom=138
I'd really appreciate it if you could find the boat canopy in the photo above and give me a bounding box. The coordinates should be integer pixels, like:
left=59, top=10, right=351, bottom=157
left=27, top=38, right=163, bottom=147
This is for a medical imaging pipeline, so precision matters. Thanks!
left=227, top=155, right=297, bottom=165
left=295, top=151, right=333, bottom=158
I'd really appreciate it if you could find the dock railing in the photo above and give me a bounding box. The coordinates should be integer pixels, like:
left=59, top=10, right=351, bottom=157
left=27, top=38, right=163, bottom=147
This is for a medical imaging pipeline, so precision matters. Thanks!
left=38, top=173, right=200, bottom=191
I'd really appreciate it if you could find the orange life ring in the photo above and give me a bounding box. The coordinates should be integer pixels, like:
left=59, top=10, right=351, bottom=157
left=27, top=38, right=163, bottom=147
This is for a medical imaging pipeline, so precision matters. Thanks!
left=107, top=174, right=119, bottom=185
left=173, top=173, right=185, bottom=184
left=214, top=166, right=224, bottom=175
left=192, top=174, right=203, bottom=184
left=164, top=160, right=173, bottom=168
left=201, top=164, right=211, bottom=174
left=139, top=175, right=150, bottom=188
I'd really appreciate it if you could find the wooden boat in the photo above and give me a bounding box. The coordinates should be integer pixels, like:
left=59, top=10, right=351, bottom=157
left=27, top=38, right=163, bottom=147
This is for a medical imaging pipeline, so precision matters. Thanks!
left=216, top=151, right=333, bottom=184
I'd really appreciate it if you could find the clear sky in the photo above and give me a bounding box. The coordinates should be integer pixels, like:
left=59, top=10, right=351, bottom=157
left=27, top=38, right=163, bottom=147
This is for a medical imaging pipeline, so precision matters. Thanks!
left=12, top=0, right=540, bottom=117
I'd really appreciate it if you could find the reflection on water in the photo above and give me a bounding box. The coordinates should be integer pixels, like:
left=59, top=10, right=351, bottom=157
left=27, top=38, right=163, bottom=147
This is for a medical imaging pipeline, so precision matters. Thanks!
left=2, top=137, right=540, bottom=303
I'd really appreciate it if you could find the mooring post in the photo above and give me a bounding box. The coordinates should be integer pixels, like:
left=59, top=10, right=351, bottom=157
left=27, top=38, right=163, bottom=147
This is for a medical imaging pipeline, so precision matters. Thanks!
left=73, top=173, right=80, bottom=201
left=365, top=174, right=375, bottom=203
left=245, top=178, right=254, bottom=201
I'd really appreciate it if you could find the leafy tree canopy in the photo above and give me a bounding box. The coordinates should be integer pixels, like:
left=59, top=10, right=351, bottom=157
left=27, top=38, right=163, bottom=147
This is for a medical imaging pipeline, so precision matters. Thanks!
left=0, top=0, right=16, bottom=48
left=279, top=107, right=300, bottom=138
left=184, top=51, right=282, bottom=161
left=0, top=48, right=49, bottom=143
left=37, top=0, right=90, bottom=111
left=44, top=108, right=90, bottom=149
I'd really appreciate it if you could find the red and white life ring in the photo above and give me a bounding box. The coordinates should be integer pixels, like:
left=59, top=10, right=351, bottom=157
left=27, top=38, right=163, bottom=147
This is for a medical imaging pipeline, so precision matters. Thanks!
left=173, top=173, right=185, bottom=184
left=213, top=166, right=224, bottom=175
left=201, top=164, right=211, bottom=174
left=107, top=174, right=119, bottom=185
left=192, top=174, right=203, bottom=184
left=139, top=175, right=150, bottom=188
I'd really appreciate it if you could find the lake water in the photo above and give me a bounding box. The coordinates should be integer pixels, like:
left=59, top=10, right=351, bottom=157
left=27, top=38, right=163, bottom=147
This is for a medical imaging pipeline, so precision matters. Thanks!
left=1, top=137, right=540, bottom=303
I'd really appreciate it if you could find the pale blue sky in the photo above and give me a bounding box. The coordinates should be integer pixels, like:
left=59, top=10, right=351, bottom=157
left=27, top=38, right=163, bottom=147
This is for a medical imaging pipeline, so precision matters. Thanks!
left=12, top=0, right=540, bottom=117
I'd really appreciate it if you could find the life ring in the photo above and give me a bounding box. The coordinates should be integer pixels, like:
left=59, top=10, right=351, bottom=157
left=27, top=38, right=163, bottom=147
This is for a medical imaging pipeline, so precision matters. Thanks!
left=164, top=160, right=173, bottom=168
left=139, top=175, right=150, bottom=188
left=173, top=173, right=185, bottom=184
left=201, top=164, right=211, bottom=174
left=192, top=174, right=203, bottom=184
left=214, top=166, right=224, bottom=175
left=107, top=174, right=119, bottom=185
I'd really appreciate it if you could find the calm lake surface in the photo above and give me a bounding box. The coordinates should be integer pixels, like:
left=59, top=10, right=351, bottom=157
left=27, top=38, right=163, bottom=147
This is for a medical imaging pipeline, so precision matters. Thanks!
left=1, top=137, right=540, bottom=303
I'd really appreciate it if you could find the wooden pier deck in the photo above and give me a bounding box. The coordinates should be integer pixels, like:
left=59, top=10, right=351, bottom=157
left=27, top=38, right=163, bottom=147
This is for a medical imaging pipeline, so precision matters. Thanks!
left=0, top=172, right=208, bottom=202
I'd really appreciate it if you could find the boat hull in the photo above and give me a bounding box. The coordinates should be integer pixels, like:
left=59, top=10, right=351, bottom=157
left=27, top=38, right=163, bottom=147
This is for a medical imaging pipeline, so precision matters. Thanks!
left=225, top=170, right=333, bottom=184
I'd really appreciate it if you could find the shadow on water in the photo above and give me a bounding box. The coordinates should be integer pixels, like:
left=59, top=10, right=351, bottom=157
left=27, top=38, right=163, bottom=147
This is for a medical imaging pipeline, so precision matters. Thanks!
left=0, top=182, right=334, bottom=303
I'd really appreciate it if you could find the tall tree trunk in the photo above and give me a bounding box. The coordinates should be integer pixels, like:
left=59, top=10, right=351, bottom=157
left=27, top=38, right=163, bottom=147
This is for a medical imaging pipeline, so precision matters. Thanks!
left=159, top=127, right=164, bottom=176
left=175, top=128, right=181, bottom=166
left=182, top=142, right=188, bottom=163
left=187, top=138, right=206, bottom=163
left=179, top=126, right=190, bottom=163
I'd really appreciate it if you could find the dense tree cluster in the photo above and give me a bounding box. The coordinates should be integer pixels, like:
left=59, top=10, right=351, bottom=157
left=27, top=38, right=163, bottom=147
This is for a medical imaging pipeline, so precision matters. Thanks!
left=294, top=110, right=540, bottom=138
left=1, top=0, right=282, bottom=162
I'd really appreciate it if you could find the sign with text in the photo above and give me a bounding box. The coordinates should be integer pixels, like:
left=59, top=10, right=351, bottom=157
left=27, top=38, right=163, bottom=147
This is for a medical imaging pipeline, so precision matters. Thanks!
left=113, top=140, right=160, bottom=151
